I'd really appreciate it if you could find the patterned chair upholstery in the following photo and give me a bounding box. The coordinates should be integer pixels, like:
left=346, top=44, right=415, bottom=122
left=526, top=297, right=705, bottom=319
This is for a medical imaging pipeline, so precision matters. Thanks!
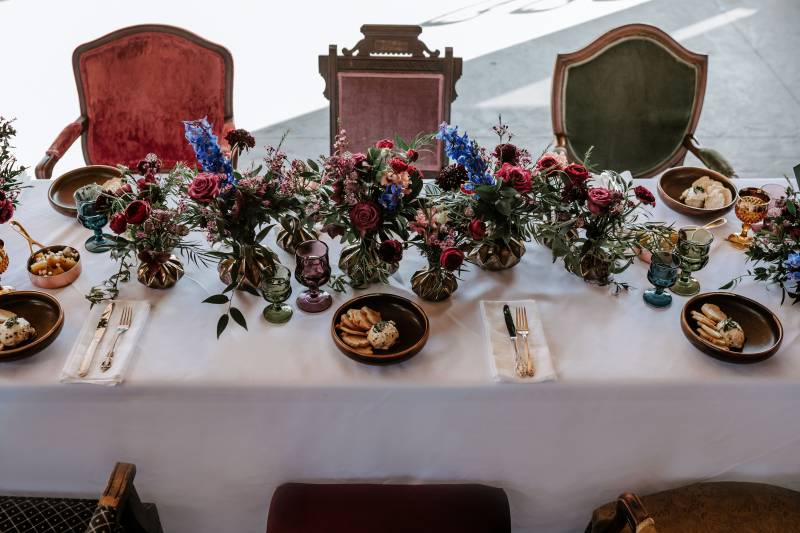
left=35, top=24, right=235, bottom=179
left=0, top=463, right=161, bottom=533
left=587, top=482, right=800, bottom=533
left=266, top=483, right=510, bottom=533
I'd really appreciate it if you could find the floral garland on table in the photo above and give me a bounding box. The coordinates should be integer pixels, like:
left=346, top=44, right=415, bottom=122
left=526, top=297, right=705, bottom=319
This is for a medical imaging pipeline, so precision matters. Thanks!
left=0, top=117, right=28, bottom=224
left=724, top=171, right=800, bottom=304
left=308, top=130, right=429, bottom=290
left=530, top=150, right=669, bottom=288
left=434, top=120, right=536, bottom=271
left=86, top=154, right=204, bottom=304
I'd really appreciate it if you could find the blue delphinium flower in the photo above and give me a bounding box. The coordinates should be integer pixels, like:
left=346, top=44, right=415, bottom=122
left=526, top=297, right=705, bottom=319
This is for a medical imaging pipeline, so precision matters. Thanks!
left=183, top=117, right=234, bottom=184
left=785, top=252, right=800, bottom=281
left=379, top=183, right=403, bottom=212
left=436, top=122, right=495, bottom=188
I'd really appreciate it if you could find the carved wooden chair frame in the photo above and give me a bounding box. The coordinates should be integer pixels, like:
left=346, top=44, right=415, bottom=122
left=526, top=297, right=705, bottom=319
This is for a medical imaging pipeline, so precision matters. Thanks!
left=319, top=25, right=462, bottom=178
left=35, top=24, right=235, bottom=179
left=551, top=24, right=708, bottom=179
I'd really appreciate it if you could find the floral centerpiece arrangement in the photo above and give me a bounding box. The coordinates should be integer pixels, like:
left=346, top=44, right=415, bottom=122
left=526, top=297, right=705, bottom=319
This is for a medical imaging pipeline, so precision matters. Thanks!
left=407, top=200, right=467, bottom=301
left=530, top=152, right=668, bottom=287
left=87, top=154, right=202, bottom=304
left=309, top=130, right=428, bottom=289
left=0, top=117, right=27, bottom=225
left=434, top=120, right=535, bottom=271
left=724, top=171, right=800, bottom=304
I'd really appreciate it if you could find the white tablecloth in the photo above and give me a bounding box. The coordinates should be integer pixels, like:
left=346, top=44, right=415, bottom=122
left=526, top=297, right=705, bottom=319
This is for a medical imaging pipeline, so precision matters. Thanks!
left=0, top=179, right=798, bottom=532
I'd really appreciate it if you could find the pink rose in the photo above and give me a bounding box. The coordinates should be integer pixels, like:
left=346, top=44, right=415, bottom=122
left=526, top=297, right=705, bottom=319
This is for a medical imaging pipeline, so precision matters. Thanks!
left=587, top=188, right=613, bottom=215
left=188, top=172, right=221, bottom=204
left=468, top=219, right=487, bottom=240
left=349, top=201, right=382, bottom=236
left=495, top=163, right=532, bottom=194
left=124, top=200, right=151, bottom=225
left=109, top=212, right=128, bottom=234
left=375, top=139, right=394, bottom=149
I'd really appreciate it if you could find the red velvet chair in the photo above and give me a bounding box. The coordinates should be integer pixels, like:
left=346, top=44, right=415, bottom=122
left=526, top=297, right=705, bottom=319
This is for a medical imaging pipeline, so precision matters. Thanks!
left=35, top=24, right=235, bottom=179
left=266, top=483, right=510, bottom=533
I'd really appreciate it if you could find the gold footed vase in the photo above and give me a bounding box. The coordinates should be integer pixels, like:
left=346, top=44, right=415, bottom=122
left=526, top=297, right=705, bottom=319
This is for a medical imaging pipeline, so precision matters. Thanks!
left=276, top=217, right=320, bottom=255
left=469, top=237, right=526, bottom=271
left=137, top=253, right=184, bottom=289
left=411, top=264, right=458, bottom=302
left=338, top=241, right=398, bottom=288
left=577, top=249, right=614, bottom=285
left=218, top=244, right=280, bottom=290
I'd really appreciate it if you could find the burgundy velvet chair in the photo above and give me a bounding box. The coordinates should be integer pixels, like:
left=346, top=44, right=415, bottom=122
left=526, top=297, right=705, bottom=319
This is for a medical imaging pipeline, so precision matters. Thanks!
left=319, top=25, right=462, bottom=178
left=35, top=24, right=235, bottom=179
left=266, top=483, right=510, bottom=533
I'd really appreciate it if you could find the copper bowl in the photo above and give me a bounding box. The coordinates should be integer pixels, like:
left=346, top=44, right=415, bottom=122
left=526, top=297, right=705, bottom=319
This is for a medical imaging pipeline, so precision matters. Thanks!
left=331, top=293, right=429, bottom=366
left=10, top=221, right=82, bottom=289
left=48, top=165, right=123, bottom=217
left=658, top=167, right=738, bottom=218
left=680, top=292, right=783, bottom=364
left=0, top=291, right=65, bottom=361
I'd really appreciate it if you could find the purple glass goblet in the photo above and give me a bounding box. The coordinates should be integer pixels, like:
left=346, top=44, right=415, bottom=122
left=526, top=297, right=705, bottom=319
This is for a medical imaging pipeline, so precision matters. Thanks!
left=294, top=240, right=333, bottom=313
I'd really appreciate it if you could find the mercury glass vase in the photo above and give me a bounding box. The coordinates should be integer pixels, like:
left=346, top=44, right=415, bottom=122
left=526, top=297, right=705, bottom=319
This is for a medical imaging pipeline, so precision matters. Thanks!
left=338, top=240, right=398, bottom=288
left=276, top=216, right=320, bottom=255
left=218, top=243, right=280, bottom=290
left=411, top=263, right=458, bottom=302
left=468, top=237, right=526, bottom=271
left=137, top=252, right=184, bottom=289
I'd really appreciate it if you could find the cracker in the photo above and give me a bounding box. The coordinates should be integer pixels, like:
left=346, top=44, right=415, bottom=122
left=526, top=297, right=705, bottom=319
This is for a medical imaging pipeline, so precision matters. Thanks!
left=351, top=346, right=374, bottom=356
left=351, top=309, right=373, bottom=331
left=697, top=328, right=727, bottom=347
left=691, top=311, right=716, bottom=328
left=340, top=314, right=358, bottom=330
left=336, top=324, right=367, bottom=336
left=361, top=306, right=381, bottom=325
left=699, top=323, right=722, bottom=339
left=341, top=333, right=371, bottom=349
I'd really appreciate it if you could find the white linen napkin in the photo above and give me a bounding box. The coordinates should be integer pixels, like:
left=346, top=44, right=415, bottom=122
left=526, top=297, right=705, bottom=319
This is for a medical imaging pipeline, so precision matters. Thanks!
left=480, top=300, right=557, bottom=384
left=60, top=300, right=151, bottom=386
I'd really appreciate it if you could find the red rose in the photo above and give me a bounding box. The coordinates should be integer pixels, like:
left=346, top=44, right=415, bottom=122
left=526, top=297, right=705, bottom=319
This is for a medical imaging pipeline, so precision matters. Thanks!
left=468, top=219, right=487, bottom=240
left=493, top=143, right=519, bottom=165
left=375, top=139, right=394, bottom=149
left=124, top=199, right=151, bottom=225
left=378, top=239, right=403, bottom=263
left=109, top=212, right=128, bottom=234
left=349, top=201, right=382, bottom=236
left=389, top=157, right=408, bottom=173
left=634, top=185, right=656, bottom=206
left=587, top=188, right=613, bottom=215
left=115, top=183, right=133, bottom=196
left=407, top=164, right=419, bottom=176
left=440, top=247, right=464, bottom=271
left=352, top=153, right=367, bottom=167
left=0, top=195, right=13, bottom=224
left=564, top=163, right=590, bottom=184
left=495, top=163, right=532, bottom=194
left=188, top=172, right=221, bottom=204
left=536, top=155, right=561, bottom=174
left=406, top=149, right=419, bottom=162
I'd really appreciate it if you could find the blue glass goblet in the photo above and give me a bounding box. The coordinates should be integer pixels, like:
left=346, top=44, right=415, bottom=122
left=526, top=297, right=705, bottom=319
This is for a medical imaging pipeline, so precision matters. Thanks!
left=76, top=200, right=116, bottom=253
left=643, top=251, right=680, bottom=308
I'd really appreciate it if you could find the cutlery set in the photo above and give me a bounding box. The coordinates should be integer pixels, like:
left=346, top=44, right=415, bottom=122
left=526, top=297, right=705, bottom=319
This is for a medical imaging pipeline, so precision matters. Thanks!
left=77, top=302, right=133, bottom=377
left=502, top=304, right=535, bottom=378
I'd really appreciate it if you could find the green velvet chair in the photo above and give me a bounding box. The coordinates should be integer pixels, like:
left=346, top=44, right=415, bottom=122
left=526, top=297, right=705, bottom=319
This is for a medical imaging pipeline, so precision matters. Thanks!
left=551, top=24, right=734, bottom=179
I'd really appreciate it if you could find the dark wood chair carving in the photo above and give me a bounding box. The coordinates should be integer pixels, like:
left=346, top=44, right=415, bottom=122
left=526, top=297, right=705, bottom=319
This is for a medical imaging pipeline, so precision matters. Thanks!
left=587, top=482, right=800, bottom=532
left=0, top=462, right=162, bottom=533
left=319, top=25, right=462, bottom=178
left=551, top=24, right=735, bottom=179
left=266, top=482, right=510, bottom=533
left=35, top=24, right=235, bottom=179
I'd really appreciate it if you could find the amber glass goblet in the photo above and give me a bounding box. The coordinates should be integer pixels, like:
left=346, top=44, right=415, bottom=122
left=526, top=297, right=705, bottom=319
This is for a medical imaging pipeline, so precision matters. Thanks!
left=727, top=187, right=769, bottom=248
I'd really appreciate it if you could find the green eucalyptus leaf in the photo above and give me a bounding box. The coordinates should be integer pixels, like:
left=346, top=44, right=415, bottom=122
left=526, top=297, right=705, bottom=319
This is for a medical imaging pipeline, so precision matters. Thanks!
left=203, top=294, right=229, bottom=304
left=216, top=314, right=229, bottom=338
left=229, top=307, right=247, bottom=330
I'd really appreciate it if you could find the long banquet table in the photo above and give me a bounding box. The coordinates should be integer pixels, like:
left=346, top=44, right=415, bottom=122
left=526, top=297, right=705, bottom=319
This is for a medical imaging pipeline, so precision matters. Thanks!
left=0, top=178, right=798, bottom=532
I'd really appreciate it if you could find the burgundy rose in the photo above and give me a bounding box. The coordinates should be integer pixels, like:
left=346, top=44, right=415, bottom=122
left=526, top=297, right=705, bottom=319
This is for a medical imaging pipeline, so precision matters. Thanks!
left=125, top=199, right=151, bottom=225
left=375, top=139, right=394, bottom=149
left=109, top=212, right=128, bottom=234
left=224, top=128, right=255, bottom=152
left=0, top=194, right=13, bottom=224
left=536, top=155, right=561, bottom=175
left=352, top=152, right=367, bottom=168
left=406, top=149, right=419, bottom=162
left=634, top=185, right=656, bottom=206
left=564, top=163, right=590, bottom=184
left=389, top=157, right=408, bottom=174
left=378, top=239, right=403, bottom=263
left=587, top=188, right=613, bottom=215
left=495, top=163, right=532, bottom=194
left=493, top=143, right=520, bottom=165
left=137, top=153, right=162, bottom=176
left=188, top=172, right=221, bottom=204
left=94, top=193, right=112, bottom=212
left=440, top=247, right=464, bottom=271
left=349, top=201, right=382, bottom=236
left=407, top=164, right=419, bottom=176
left=468, top=219, right=487, bottom=240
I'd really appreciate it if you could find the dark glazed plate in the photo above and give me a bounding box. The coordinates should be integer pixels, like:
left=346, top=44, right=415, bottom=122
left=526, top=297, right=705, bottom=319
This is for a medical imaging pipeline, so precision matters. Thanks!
left=680, top=292, right=783, bottom=364
left=331, top=293, right=429, bottom=366
left=658, top=166, right=738, bottom=218
left=48, top=165, right=123, bottom=216
left=0, top=291, right=64, bottom=361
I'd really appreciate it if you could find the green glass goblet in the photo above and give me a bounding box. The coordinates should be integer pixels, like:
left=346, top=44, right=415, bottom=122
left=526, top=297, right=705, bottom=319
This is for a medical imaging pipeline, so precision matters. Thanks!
left=260, top=264, right=293, bottom=324
left=673, top=226, right=713, bottom=297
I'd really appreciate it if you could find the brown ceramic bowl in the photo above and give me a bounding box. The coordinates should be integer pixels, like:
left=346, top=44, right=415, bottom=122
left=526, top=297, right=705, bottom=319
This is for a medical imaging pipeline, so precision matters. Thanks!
left=48, top=165, right=123, bottom=216
left=680, top=292, right=783, bottom=364
left=331, top=293, right=429, bottom=366
left=658, top=167, right=738, bottom=218
left=0, top=291, right=64, bottom=361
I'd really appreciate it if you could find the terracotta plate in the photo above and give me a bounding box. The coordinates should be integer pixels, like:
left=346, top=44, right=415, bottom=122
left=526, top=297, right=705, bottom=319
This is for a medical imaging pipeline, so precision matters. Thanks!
left=0, top=291, right=64, bottom=362
left=331, top=293, right=429, bottom=366
left=658, top=166, right=738, bottom=218
left=680, top=292, right=783, bottom=364
left=48, top=165, right=123, bottom=216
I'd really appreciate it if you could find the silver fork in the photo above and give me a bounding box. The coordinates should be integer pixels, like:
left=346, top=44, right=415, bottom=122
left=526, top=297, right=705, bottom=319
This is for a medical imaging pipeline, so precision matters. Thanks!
left=515, top=307, right=535, bottom=377
left=100, top=305, right=133, bottom=373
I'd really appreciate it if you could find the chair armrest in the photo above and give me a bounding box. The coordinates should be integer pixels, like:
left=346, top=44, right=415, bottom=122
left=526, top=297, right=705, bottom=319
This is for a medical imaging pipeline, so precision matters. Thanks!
left=35, top=117, right=86, bottom=179
left=616, top=493, right=656, bottom=533
left=553, top=134, right=568, bottom=158
left=90, top=462, right=162, bottom=533
left=683, top=135, right=736, bottom=178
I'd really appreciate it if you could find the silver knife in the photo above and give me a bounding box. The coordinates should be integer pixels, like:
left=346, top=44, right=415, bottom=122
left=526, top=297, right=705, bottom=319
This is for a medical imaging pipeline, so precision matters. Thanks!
left=78, top=302, right=114, bottom=377
left=502, top=304, right=521, bottom=373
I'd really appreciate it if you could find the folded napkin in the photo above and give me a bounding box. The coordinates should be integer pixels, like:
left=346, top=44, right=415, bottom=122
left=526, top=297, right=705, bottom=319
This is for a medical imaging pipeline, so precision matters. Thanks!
left=480, top=300, right=557, bottom=384
left=61, top=300, right=151, bottom=386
